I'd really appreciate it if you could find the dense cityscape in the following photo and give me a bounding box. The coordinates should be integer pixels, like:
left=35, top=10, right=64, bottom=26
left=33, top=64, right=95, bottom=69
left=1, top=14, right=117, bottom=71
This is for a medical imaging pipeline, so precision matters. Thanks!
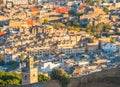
left=0, top=0, right=120, bottom=87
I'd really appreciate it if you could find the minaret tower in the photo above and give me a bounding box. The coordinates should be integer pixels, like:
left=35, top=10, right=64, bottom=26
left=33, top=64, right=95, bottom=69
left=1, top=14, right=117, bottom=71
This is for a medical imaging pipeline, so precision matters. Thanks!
left=22, top=56, right=38, bottom=85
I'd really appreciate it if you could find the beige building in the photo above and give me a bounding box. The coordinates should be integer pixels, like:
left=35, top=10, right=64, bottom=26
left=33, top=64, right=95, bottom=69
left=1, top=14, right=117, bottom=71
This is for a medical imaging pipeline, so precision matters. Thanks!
left=4, top=0, right=29, bottom=5
left=22, top=56, right=38, bottom=85
left=87, top=39, right=99, bottom=52
left=72, top=67, right=86, bottom=76
left=9, top=20, right=24, bottom=27
left=12, top=0, right=28, bottom=5
left=27, top=47, right=85, bottom=56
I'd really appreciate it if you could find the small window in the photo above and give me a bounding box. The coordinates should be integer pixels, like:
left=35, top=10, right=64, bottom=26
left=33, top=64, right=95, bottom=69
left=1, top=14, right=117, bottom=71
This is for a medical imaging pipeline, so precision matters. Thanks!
left=25, top=75, right=27, bottom=80
left=33, top=74, right=35, bottom=77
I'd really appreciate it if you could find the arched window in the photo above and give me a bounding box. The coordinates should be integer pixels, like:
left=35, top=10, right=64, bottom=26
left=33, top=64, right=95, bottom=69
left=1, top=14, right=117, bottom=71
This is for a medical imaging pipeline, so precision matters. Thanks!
left=25, top=75, right=27, bottom=80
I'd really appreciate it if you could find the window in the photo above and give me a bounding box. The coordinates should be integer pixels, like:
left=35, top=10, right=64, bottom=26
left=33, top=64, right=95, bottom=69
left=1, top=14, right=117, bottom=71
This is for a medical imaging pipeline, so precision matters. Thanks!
left=33, top=74, right=35, bottom=77
left=25, top=75, right=27, bottom=80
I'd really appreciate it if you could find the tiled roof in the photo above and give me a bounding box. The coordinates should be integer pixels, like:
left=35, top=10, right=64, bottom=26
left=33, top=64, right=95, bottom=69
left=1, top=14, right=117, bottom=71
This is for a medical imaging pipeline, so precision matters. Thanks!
left=80, top=4, right=87, bottom=8
left=30, top=7, right=40, bottom=12
left=0, top=32, right=7, bottom=36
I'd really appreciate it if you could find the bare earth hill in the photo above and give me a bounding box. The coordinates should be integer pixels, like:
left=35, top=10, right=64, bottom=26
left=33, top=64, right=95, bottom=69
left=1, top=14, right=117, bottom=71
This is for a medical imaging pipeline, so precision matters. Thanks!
left=68, top=68, right=120, bottom=87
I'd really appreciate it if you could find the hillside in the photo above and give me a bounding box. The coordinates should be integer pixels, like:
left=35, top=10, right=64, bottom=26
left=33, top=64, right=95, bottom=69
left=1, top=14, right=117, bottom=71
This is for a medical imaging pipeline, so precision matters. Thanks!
left=68, top=68, right=120, bottom=87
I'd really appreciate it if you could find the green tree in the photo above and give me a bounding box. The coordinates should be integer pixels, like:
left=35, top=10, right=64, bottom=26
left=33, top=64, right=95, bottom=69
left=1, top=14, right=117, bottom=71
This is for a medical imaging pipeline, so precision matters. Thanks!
left=52, top=22, right=65, bottom=28
left=38, top=74, right=50, bottom=82
left=92, top=26, right=97, bottom=32
left=105, top=23, right=112, bottom=29
left=71, top=27, right=80, bottom=32
left=86, top=0, right=94, bottom=5
left=103, top=7, right=109, bottom=14
left=52, top=23, right=58, bottom=29
left=96, top=0, right=100, bottom=5
left=110, top=37, right=115, bottom=43
left=6, top=61, right=19, bottom=70
left=20, top=54, right=25, bottom=63
left=73, top=21, right=80, bottom=27
left=67, top=26, right=72, bottom=30
left=104, top=23, right=112, bottom=32
left=0, top=60, right=5, bottom=66
left=0, top=79, right=4, bottom=86
left=0, top=70, right=21, bottom=86
left=6, top=79, right=20, bottom=85
left=68, top=10, right=76, bottom=16
left=50, top=68, right=70, bottom=87
left=44, top=19, right=49, bottom=24
left=97, top=23, right=104, bottom=36
left=0, top=70, right=5, bottom=76
left=86, top=24, right=92, bottom=33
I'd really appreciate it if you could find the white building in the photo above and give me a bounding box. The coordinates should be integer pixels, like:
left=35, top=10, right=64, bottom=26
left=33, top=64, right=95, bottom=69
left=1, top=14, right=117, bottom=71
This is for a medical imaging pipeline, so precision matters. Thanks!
left=4, top=53, right=21, bottom=63
left=40, top=62, right=61, bottom=73
left=102, top=43, right=119, bottom=52
left=4, top=0, right=29, bottom=6
left=12, top=0, right=29, bottom=5
left=78, top=61, right=89, bottom=66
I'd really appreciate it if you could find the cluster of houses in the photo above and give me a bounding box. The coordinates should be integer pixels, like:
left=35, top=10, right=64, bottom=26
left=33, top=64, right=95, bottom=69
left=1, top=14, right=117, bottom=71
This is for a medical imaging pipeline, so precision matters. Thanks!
left=0, top=0, right=120, bottom=77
